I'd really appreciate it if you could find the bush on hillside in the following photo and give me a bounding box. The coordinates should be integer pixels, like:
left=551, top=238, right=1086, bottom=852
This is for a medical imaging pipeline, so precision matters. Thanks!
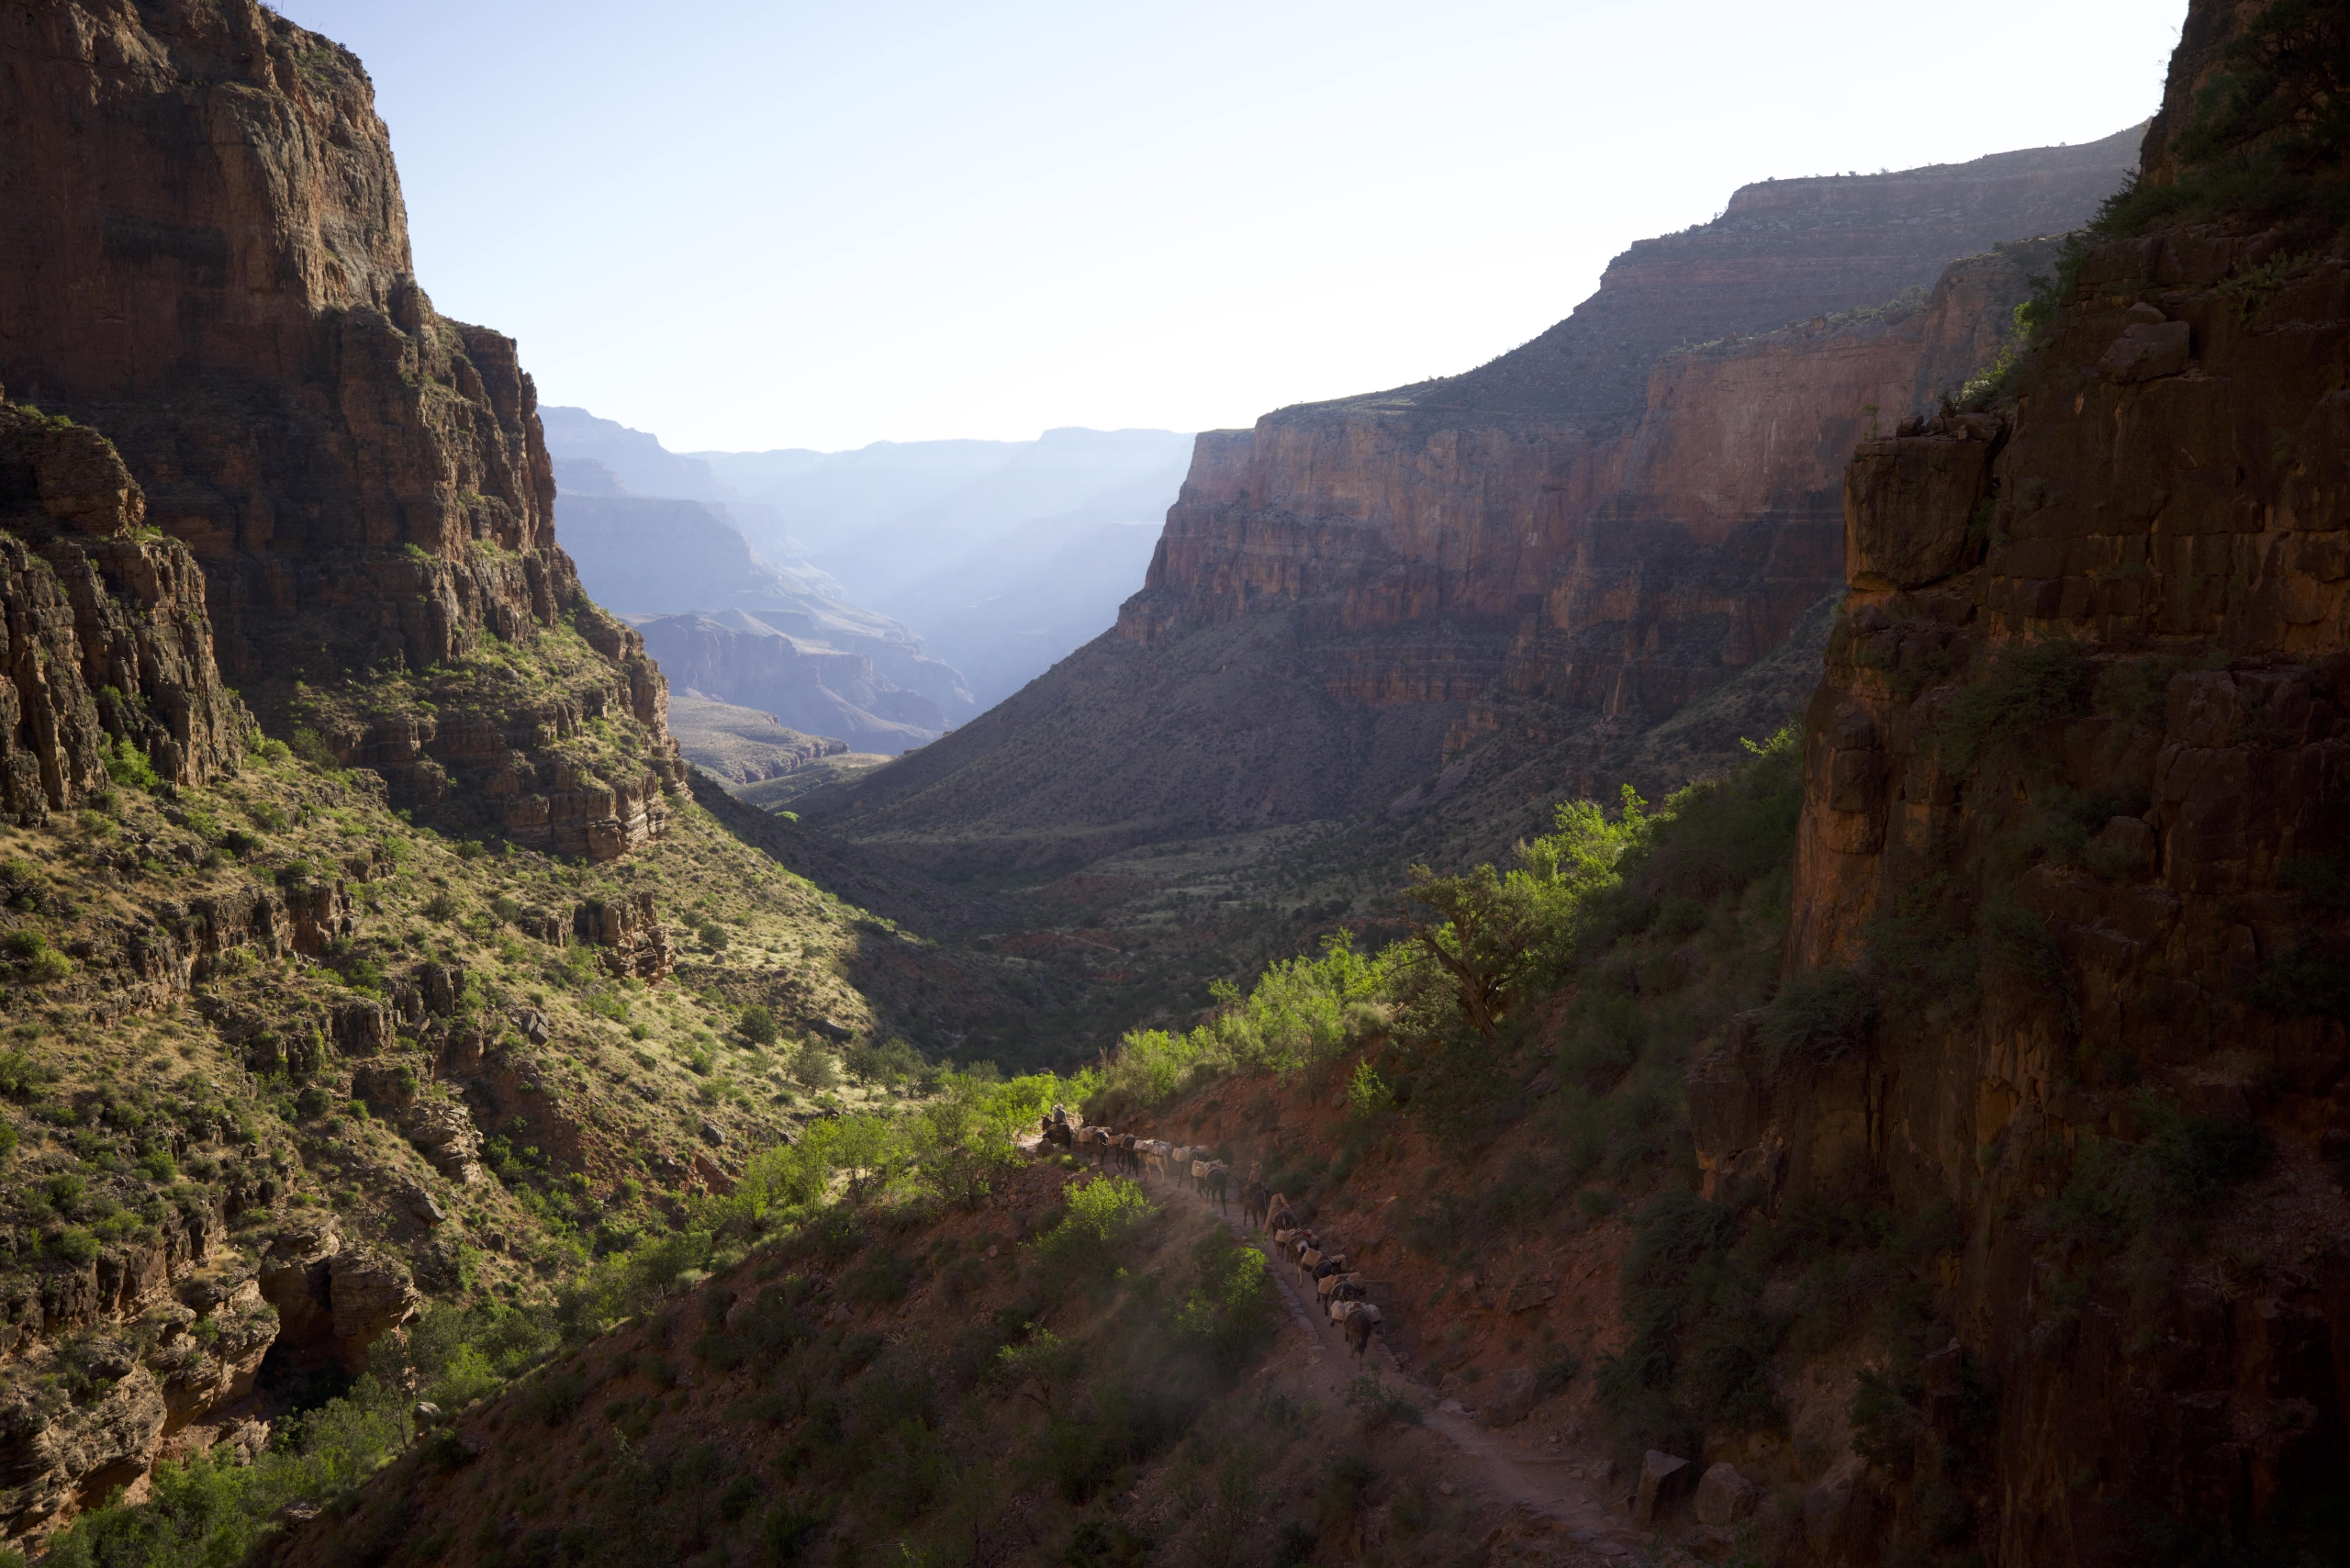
left=1938, top=640, right=2092, bottom=775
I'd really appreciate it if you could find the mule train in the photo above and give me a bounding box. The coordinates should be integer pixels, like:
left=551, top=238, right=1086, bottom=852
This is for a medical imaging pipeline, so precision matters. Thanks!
left=1036, top=1111, right=1382, bottom=1360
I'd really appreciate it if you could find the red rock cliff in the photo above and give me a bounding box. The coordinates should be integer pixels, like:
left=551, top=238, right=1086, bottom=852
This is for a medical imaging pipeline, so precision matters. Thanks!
left=1121, top=136, right=2137, bottom=735
left=1700, top=3, right=2350, bottom=1558
left=0, top=397, right=248, bottom=819
left=810, top=143, right=2136, bottom=869
left=0, top=0, right=680, bottom=855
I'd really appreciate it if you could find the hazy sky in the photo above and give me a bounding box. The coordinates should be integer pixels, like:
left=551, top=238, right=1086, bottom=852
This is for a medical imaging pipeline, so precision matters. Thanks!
left=276, top=1, right=2180, bottom=454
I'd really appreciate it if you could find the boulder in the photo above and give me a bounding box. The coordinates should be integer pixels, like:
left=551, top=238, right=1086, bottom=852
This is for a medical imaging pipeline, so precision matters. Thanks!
left=401, top=1098, right=485, bottom=1182
left=1844, top=431, right=1998, bottom=591
left=420, top=961, right=466, bottom=1018
left=2097, top=317, right=2190, bottom=383
left=257, top=1219, right=342, bottom=1341
left=1476, top=1368, right=1541, bottom=1428
left=1694, top=1462, right=1759, bottom=1526
left=396, top=1178, right=447, bottom=1226
left=352, top=1061, right=420, bottom=1111
left=329, top=1247, right=421, bottom=1349
left=573, top=891, right=673, bottom=981
left=1634, top=1450, right=1695, bottom=1524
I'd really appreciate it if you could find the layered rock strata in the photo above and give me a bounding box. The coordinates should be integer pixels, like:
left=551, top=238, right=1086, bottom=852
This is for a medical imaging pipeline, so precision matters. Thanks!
left=0, top=0, right=680, bottom=854
left=812, top=151, right=2129, bottom=869
left=640, top=613, right=943, bottom=754
left=1700, top=10, right=2350, bottom=1555
left=0, top=399, right=250, bottom=821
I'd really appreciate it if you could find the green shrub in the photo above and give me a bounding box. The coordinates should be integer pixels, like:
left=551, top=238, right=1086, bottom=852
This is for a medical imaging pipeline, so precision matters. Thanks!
left=789, top=1044, right=842, bottom=1092
left=1850, top=1368, right=1922, bottom=1469
left=761, top=1502, right=827, bottom=1565
left=2031, top=1101, right=2274, bottom=1254
left=1757, top=969, right=1877, bottom=1071
left=842, top=1251, right=914, bottom=1305
left=842, top=1036, right=921, bottom=1084
left=1345, top=1059, right=1393, bottom=1118
left=737, top=1002, right=778, bottom=1046
left=48, top=1226, right=100, bottom=1264
left=1170, top=1227, right=1277, bottom=1377
left=1939, top=640, right=2093, bottom=775
left=288, top=727, right=341, bottom=772
left=1595, top=1190, right=1771, bottom=1463
left=104, top=735, right=160, bottom=791
left=1343, top=1371, right=1424, bottom=1426
left=2252, top=942, right=2350, bottom=1022
left=522, top=1369, right=587, bottom=1427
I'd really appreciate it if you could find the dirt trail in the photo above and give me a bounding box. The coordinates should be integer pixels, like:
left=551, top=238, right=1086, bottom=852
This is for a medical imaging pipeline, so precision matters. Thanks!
left=1124, top=1159, right=1654, bottom=1561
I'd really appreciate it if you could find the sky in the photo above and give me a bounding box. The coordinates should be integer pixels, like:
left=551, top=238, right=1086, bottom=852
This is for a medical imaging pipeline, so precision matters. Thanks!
left=275, top=0, right=2182, bottom=454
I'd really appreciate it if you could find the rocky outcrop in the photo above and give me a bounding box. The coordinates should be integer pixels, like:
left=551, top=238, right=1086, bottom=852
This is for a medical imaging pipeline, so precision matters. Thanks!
left=574, top=891, right=674, bottom=982
left=1707, top=6, right=2350, bottom=1559
left=0, top=0, right=681, bottom=850
left=310, top=601, right=686, bottom=859
left=398, top=1098, right=486, bottom=1186
left=326, top=1248, right=420, bottom=1353
left=0, top=399, right=249, bottom=821
left=0, top=1199, right=279, bottom=1538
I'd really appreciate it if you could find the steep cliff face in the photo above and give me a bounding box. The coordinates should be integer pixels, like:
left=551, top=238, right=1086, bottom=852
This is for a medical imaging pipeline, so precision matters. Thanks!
left=812, top=165, right=2121, bottom=877
left=1700, top=6, right=2350, bottom=1558
left=0, top=0, right=680, bottom=856
left=0, top=398, right=248, bottom=820
left=1122, top=144, right=2130, bottom=735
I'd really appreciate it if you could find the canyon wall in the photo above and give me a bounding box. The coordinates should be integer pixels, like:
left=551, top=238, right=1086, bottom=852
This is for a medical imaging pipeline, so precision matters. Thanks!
left=810, top=144, right=2132, bottom=871
left=1695, top=5, right=2350, bottom=1557
left=0, top=400, right=250, bottom=817
left=0, top=0, right=679, bottom=855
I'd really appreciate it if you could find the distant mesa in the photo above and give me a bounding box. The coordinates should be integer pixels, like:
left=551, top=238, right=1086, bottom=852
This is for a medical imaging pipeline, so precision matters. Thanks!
left=634, top=612, right=943, bottom=757
left=662, top=693, right=891, bottom=809
left=665, top=693, right=846, bottom=783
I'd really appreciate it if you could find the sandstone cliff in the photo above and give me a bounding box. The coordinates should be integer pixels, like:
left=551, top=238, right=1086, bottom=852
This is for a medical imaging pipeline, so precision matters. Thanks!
left=0, top=0, right=680, bottom=857
left=1694, top=4, right=2350, bottom=1557
left=0, top=398, right=249, bottom=819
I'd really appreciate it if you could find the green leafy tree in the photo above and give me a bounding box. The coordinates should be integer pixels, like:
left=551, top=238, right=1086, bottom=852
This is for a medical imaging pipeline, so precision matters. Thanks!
left=1399, top=788, right=1649, bottom=1036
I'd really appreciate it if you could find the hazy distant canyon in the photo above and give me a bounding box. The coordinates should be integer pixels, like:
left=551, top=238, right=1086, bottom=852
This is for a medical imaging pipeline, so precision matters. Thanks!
left=540, top=407, right=1192, bottom=773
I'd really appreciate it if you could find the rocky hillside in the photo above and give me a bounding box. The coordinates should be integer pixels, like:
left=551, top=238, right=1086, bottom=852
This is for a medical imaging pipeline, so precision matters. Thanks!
left=0, top=391, right=1064, bottom=1547
left=0, top=1, right=1098, bottom=1547
left=665, top=700, right=853, bottom=790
